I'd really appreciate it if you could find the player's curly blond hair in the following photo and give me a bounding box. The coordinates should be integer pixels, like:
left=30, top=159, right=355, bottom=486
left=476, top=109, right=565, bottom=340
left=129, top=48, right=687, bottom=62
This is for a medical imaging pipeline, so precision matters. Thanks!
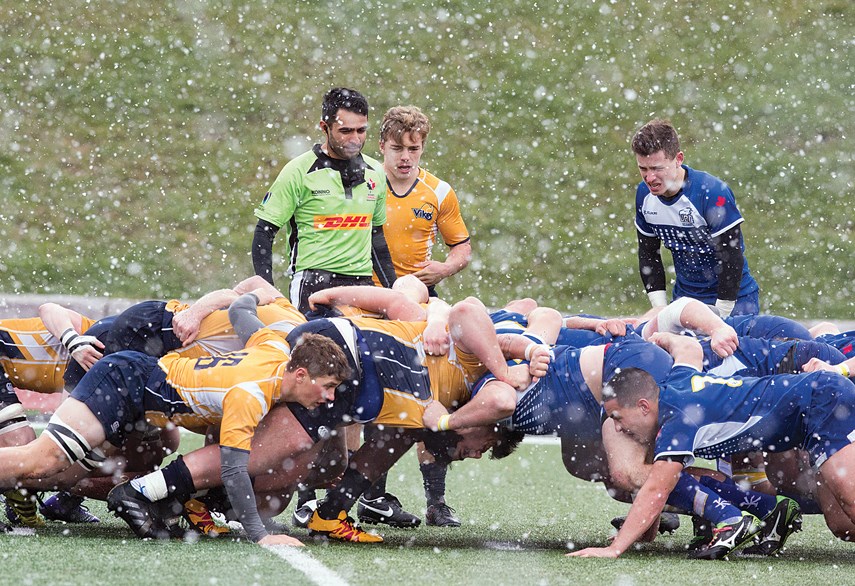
left=380, top=105, right=431, bottom=144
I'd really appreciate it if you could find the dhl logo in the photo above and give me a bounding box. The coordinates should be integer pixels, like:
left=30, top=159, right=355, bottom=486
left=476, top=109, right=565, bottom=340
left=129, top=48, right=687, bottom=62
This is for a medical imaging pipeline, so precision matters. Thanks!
left=314, top=214, right=371, bottom=229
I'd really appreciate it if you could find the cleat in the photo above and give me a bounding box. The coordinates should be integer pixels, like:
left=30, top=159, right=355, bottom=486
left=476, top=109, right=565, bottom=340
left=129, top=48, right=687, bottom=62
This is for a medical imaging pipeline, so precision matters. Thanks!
left=4, top=489, right=45, bottom=528
left=686, top=515, right=714, bottom=552
left=741, top=496, right=802, bottom=556
left=425, top=502, right=461, bottom=527
left=39, top=492, right=100, bottom=523
left=308, top=510, right=383, bottom=543
left=107, top=482, right=184, bottom=540
left=183, top=498, right=229, bottom=537
left=292, top=498, right=318, bottom=529
left=611, top=512, right=680, bottom=535
left=687, top=512, right=760, bottom=560
left=357, top=493, right=421, bottom=528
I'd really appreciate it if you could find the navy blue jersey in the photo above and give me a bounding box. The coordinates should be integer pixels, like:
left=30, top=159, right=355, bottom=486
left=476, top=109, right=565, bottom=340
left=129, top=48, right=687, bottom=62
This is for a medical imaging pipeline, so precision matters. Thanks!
left=701, top=337, right=845, bottom=377
left=555, top=328, right=606, bottom=348
left=635, top=165, right=759, bottom=303
left=817, top=331, right=855, bottom=359
left=724, top=314, right=811, bottom=341
left=472, top=347, right=602, bottom=440
left=602, top=333, right=674, bottom=386
left=655, top=367, right=855, bottom=467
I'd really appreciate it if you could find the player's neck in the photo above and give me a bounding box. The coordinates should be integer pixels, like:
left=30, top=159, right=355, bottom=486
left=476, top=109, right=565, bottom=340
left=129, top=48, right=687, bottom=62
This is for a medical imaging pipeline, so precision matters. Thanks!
left=386, top=172, right=419, bottom=196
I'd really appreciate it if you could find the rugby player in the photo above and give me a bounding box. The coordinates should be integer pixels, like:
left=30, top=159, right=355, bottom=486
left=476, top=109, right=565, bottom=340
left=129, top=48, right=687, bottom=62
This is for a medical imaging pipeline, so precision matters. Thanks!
left=570, top=332, right=855, bottom=559
left=632, top=118, right=760, bottom=317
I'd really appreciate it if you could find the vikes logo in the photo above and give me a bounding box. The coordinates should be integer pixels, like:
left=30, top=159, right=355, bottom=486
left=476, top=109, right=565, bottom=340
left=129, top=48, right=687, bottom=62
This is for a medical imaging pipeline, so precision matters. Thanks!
left=314, top=214, right=371, bottom=229
left=691, top=375, right=743, bottom=392
left=412, top=203, right=437, bottom=221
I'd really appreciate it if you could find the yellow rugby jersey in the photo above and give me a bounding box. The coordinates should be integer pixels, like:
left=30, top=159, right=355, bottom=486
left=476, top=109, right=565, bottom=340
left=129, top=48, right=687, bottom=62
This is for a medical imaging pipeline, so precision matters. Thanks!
left=346, top=317, right=481, bottom=428
left=373, top=168, right=470, bottom=284
left=0, top=315, right=96, bottom=393
left=155, top=328, right=290, bottom=451
left=168, top=298, right=306, bottom=359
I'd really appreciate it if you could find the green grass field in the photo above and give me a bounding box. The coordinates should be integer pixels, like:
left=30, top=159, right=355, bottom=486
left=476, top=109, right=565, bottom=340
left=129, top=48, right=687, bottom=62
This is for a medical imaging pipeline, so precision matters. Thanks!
left=1, top=0, right=853, bottom=318
left=4, top=437, right=855, bottom=586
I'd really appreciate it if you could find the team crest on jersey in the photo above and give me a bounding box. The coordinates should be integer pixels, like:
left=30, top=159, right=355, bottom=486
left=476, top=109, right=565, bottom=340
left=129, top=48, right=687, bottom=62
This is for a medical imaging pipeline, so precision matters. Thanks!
left=679, top=208, right=695, bottom=226
left=412, top=202, right=437, bottom=222
left=367, top=178, right=376, bottom=190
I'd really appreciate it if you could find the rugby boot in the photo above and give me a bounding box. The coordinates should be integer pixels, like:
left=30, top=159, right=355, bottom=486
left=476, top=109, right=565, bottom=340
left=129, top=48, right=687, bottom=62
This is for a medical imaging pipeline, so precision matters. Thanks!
left=308, top=510, right=383, bottom=543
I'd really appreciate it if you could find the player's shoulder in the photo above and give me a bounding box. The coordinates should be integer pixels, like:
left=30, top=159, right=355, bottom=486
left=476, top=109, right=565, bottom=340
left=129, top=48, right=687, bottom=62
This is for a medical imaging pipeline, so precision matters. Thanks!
left=415, top=168, right=452, bottom=197
left=684, top=165, right=731, bottom=196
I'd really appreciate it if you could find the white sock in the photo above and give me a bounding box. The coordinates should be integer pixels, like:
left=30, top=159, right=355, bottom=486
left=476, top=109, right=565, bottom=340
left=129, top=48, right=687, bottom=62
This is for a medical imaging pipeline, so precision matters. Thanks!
left=130, top=471, right=169, bottom=502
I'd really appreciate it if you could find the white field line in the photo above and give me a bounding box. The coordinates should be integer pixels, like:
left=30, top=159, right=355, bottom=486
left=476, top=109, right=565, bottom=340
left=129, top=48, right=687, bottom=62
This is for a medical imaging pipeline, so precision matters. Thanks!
left=262, top=545, right=351, bottom=586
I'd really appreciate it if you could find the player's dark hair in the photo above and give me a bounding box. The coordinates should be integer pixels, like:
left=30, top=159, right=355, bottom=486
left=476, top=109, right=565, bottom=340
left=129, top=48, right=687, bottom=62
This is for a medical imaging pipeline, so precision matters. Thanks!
left=420, top=429, right=463, bottom=466
left=489, top=427, right=525, bottom=460
left=322, top=87, right=369, bottom=123
left=631, top=118, right=681, bottom=159
left=602, top=367, right=659, bottom=406
left=287, top=332, right=352, bottom=382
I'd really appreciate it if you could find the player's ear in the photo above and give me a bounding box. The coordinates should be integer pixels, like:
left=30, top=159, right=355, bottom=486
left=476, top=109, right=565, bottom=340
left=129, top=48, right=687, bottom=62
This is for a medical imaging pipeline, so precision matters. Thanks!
left=638, top=397, right=651, bottom=415
left=675, top=151, right=684, bottom=165
left=294, top=366, right=307, bottom=384
left=319, top=120, right=329, bottom=135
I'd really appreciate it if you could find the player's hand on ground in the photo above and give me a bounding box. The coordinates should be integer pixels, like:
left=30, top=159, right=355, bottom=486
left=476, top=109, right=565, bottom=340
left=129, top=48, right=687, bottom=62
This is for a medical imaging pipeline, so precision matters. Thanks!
left=258, top=534, right=304, bottom=547
left=566, top=547, right=620, bottom=558
left=423, top=322, right=450, bottom=356
left=422, top=400, right=450, bottom=431
left=172, top=309, right=203, bottom=345
left=70, top=336, right=104, bottom=370
left=595, top=319, right=628, bottom=337
left=802, top=357, right=836, bottom=373
left=709, top=325, right=738, bottom=357
left=413, top=261, right=450, bottom=286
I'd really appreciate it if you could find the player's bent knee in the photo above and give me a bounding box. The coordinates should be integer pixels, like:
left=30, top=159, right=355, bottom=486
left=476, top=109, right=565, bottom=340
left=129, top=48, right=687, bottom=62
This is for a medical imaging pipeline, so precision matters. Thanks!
left=42, top=413, right=98, bottom=474
left=0, top=402, right=31, bottom=437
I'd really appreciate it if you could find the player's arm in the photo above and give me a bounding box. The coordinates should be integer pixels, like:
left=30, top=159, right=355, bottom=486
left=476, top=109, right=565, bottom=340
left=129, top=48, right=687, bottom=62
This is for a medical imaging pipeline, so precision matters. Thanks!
left=371, top=225, right=397, bottom=288
left=308, top=286, right=426, bottom=321
left=423, top=379, right=517, bottom=431
left=252, top=219, right=280, bottom=285
left=804, top=356, right=853, bottom=377
left=649, top=332, right=704, bottom=370
left=568, top=459, right=683, bottom=558
left=710, top=224, right=744, bottom=317
left=563, top=315, right=628, bottom=337
left=172, top=288, right=240, bottom=345
left=232, top=275, right=287, bottom=299
left=641, top=297, right=738, bottom=358
left=228, top=292, right=267, bottom=345
left=423, top=298, right=452, bottom=355
left=38, top=302, right=104, bottom=370
left=413, top=240, right=472, bottom=287
left=450, top=300, right=546, bottom=388
left=638, top=231, right=667, bottom=308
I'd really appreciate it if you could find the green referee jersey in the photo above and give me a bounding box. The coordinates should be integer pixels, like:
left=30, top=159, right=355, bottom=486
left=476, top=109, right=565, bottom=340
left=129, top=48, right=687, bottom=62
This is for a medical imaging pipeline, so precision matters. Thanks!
left=255, top=146, right=388, bottom=276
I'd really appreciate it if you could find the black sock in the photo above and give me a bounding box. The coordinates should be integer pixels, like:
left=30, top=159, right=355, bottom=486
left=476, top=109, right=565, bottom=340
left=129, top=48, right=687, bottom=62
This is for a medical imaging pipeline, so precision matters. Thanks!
left=420, top=462, right=448, bottom=505
left=362, top=472, right=388, bottom=501
left=161, top=456, right=195, bottom=505
left=296, top=487, right=316, bottom=508
left=317, top=468, right=372, bottom=519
